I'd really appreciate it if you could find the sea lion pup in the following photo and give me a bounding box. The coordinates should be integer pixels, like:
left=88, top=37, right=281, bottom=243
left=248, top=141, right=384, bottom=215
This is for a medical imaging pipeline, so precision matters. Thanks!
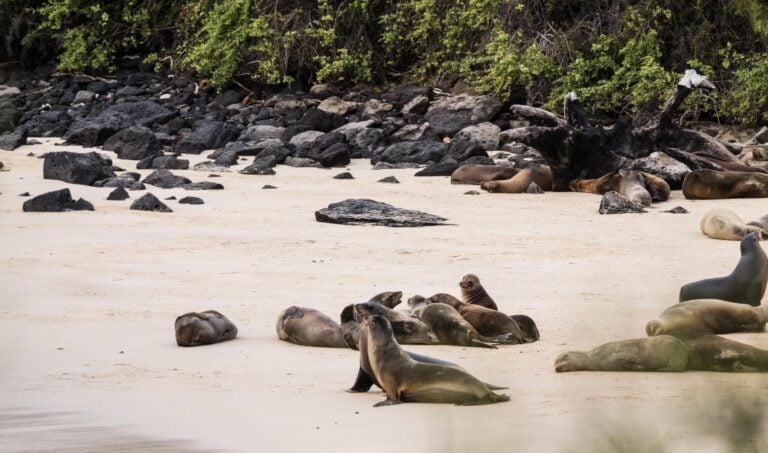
left=682, top=169, right=768, bottom=199
left=510, top=314, right=541, bottom=342
left=618, top=169, right=651, bottom=206
left=340, top=304, right=361, bottom=349
left=175, top=310, right=238, bottom=347
left=554, top=336, right=688, bottom=372
left=419, top=303, right=510, bottom=348
left=568, top=170, right=623, bottom=194
left=425, top=295, right=526, bottom=344
left=361, top=315, right=510, bottom=406
left=680, top=232, right=768, bottom=306
left=459, top=274, right=498, bottom=310
left=645, top=299, right=766, bottom=339
left=450, top=164, right=517, bottom=185
left=368, top=291, right=403, bottom=309
left=407, top=295, right=428, bottom=318
left=480, top=165, right=553, bottom=193
left=354, top=302, right=438, bottom=345
left=684, top=335, right=768, bottom=372
left=276, top=306, right=346, bottom=348
left=700, top=209, right=768, bottom=240
left=641, top=172, right=671, bottom=202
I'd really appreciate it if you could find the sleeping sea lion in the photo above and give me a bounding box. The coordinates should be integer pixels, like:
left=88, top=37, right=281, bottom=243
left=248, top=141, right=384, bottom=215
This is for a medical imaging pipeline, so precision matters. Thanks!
left=568, top=170, right=623, bottom=194
left=425, top=295, right=526, bottom=343
left=555, top=336, right=688, bottom=372
left=646, top=299, right=766, bottom=339
left=450, top=164, right=518, bottom=185
left=680, top=232, right=768, bottom=306
left=618, top=169, right=651, bottom=206
left=683, top=169, right=768, bottom=199
left=419, top=303, right=510, bottom=348
left=700, top=209, right=768, bottom=240
left=641, top=172, right=671, bottom=202
left=361, top=315, right=510, bottom=406
left=276, top=306, right=346, bottom=348
left=175, top=310, right=238, bottom=347
left=480, top=166, right=553, bottom=193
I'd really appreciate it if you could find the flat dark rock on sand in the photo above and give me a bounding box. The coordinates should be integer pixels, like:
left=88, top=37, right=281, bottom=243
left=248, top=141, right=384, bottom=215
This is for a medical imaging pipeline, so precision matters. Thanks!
left=315, top=198, right=448, bottom=227
left=130, top=193, right=172, bottom=212
left=23, top=189, right=94, bottom=212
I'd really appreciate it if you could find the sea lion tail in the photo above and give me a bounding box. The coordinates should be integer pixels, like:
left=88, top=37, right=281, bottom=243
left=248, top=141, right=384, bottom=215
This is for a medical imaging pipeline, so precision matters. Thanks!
left=493, top=393, right=511, bottom=403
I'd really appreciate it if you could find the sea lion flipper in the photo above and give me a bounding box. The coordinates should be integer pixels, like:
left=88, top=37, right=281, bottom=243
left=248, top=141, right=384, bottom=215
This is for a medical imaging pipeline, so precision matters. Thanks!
left=483, top=383, right=508, bottom=391
left=373, top=399, right=401, bottom=407
left=348, top=367, right=375, bottom=393
left=470, top=339, right=498, bottom=349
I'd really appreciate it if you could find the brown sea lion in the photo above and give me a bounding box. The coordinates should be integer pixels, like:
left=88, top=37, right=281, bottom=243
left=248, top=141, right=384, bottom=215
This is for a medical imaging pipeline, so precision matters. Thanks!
left=480, top=166, right=553, bottom=193
left=568, top=170, right=623, bottom=194
left=680, top=232, right=768, bottom=306
left=748, top=213, right=768, bottom=231
left=618, top=169, right=651, bottom=206
left=459, top=274, right=498, bottom=310
left=700, top=209, right=768, bottom=240
left=684, top=335, right=768, bottom=372
left=693, top=152, right=768, bottom=173
left=361, top=315, right=510, bottom=406
left=555, top=336, right=688, bottom=372
left=276, top=306, right=346, bottom=348
left=683, top=169, right=768, bottom=199
left=407, top=295, right=427, bottom=318
left=450, top=164, right=518, bottom=185
left=646, top=299, right=766, bottom=339
left=368, top=291, right=403, bottom=308
left=510, top=314, right=541, bottom=342
left=175, top=310, right=238, bottom=347
left=340, top=304, right=360, bottom=349
left=641, top=172, right=671, bottom=202
left=425, top=295, right=526, bottom=343
left=354, top=301, right=437, bottom=345
left=419, top=303, right=510, bottom=348
left=738, top=145, right=768, bottom=170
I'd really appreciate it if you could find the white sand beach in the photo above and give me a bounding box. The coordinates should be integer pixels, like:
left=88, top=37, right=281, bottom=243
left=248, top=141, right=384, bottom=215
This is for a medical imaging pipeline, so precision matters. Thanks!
left=2, top=139, right=768, bottom=452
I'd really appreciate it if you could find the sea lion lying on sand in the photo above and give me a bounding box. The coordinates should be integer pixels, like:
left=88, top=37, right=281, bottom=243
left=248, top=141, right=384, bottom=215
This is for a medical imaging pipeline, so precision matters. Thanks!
left=700, top=209, right=768, bottom=240
left=569, top=169, right=669, bottom=202
left=276, top=306, right=346, bottom=348
left=680, top=232, right=768, bottom=306
left=683, top=169, right=768, bottom=199
left=480, top=166, right=553, bottom=193
left=175, top=310, right=238, bottom=347
left=646, top=299, right=766, bottom=338
left=419, top=303, right=511, bottom=348
left=425, top=294, right=527, bottom=343
left=360, top=314, right=510, bottom=406
left=618, top=169, right=651, bottom=206
left=354, top=301, right=437, bottom=344
left=450, top=164, right=517, bottom=185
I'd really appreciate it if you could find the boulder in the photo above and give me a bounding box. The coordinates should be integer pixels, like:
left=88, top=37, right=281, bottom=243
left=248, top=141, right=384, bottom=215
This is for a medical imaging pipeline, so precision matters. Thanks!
left=318, top=96, right=357, bottom=115
left=381, top=84, right=431, bottom=108
left=22, top=189, right=94, bottom=212
left=415, top=162, right=460, bottom=177
left=130, top=193, right=172, bottom=212
left=179, top=196, right=204, bottom=205
left=299, top=109, right=346, bottom=132
left=628, top=151, right=691, bottom=190
left=425, top=94, right=502, bottom=137
left=240, top=156, right=278, bottom=175
left=0, top=128, right=28, bottom=150
left=599, top=191, right=647, bottom=214
left=240, top=125, right=285, bottom=142
left=452, top=122, right=500, bottom=151
left=43, top=151, right=115, bottom=185
left=107, top=186, right=130, bottom=200
left=93, top=173, right=146, bottom=190
left=142, top=169, right=191, bottom=188
left=374, top=141, right=446, bottom=165
left=175, top=120, right=240, bottom=154
left=315, top=199, right=448, bottom=227
left=65, top=101, right=175, bottom=147
left=102, top=126, right=163, bottom=160
left=137, top=154, right=190, bottom=170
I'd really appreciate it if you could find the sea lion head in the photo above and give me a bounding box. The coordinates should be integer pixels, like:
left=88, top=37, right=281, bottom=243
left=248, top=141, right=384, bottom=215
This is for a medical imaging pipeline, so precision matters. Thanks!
left=340, top=304, right=355, bottom=324
left=425, top=293, right=462, bottom=309
left=369, top=291, right=403, bottom=309
left=554, top=351, right=589, bottom=372
left=408, top=295, right=425, bottom=309
left=354, top=302, right=385, bottom=321
left=361, top=314, right=394, bottom=338
left=460, top=274, right=481, bottom=290
left=480, top=181, right=500, bottom=192
left=645, top=319, right=664, bottom=336
left=742, top=232, right=761, bottom=251
left=280, top=306, right=304, bottom=320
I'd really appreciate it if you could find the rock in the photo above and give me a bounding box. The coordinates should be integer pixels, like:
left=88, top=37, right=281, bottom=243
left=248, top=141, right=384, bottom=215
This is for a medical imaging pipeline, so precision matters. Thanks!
left=262, top=185, right=277, bottom=189
left=43, top=151, right=115, bottom=185
left=299, top=109, right=346, bottom=132
left=165, top=196, right=177, bottom=200
left=0, top=88, right=21, bottom=134
left=213, top=90, right=243, bottom=106
left=401, top=95, right=430, bottom=116
left=317, top=96, right=357, bottom=115
left=18, top=192, right=29, bottom=196
left=390, top=123, right=438, bottom=143
left=308, top=143, right=350, bottom=168
left=372, top=162, right=422, bottom=170
left=374, top=141, right=446, bottom=165
left=309, top=83, right=339, bottom=99
left=464, top=190, right=480, bottom=195
left=72, top=90, right=95, bottom=104
left=382, top=84, right=431, bottom=108
left=332, top=120, right=376, bottom=138
left=179, top=196, right=204, bottom=205
left=183, top=181, right=223, bottom=190
left=240, top=155, right=277, bottom=175
left=289, top=130, right=325, bottom=148
left=598, top=191, right=647, bottom=214
left=415, top=162, right=460, bottom=176
left=142, top=169, right=192, bottom=188
left=316, top=199, right=448, bottom=227
left=130, top=193, right=172, bottom=212
left=664, top=206, right=689, bottom=214
left=362, top=99, right=394, bottom=118
left=628, top=151, right=691, bottom=190
left=347, top=128, right=383, bottom=158
left=65, top=101, right=175, bottom=147
left=749, top=126, right=768, bottom=145
left=137, top=154, right=190, bottom=170
left=22, top=189, right=94, bottom=212
left=425, top=94, right=502, bottom=137
left=93, top=173, right=146, bottom=190
left=102, top=126, right=162, bottom=160
left=241, top=125, right=285, bottom=142
left=378, top=176, right=399, bottom=184
left=452, top=122, right=500, bottom=151
left=283, top=156, right=321, bottom=168
left=214, top=149, right=239, bottom=166
left=0, top=128, right=28, bottom=150
left=175, top=121, right=240, bottom=154
left=526, top=182, right=544, bottom=194
left=333, top=172, right=354, bottom=180
left=193, top=161, right=232, bottom=172
left=443, top=140, right=489, bottom=163
left=107, top=186, right=130, bottom=200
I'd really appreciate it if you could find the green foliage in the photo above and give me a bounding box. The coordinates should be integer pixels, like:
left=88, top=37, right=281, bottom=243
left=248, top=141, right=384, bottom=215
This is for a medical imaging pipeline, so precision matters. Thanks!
left=719, top=52, right=768, bottom=125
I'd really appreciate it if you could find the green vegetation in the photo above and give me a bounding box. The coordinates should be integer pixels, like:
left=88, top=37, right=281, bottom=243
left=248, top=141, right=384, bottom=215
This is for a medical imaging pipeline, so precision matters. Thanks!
left=1, top=0, right=768, bottom=125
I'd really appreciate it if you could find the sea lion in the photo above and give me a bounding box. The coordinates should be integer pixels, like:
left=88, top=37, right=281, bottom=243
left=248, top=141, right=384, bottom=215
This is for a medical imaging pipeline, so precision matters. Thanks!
left=680, top=232, right=768, bottom=306
left=419, top=303, right=509, bottom=348
left=425, top=295, right=526, bottom=344
left=568, top=170, right=623, bottom=194
left=618, top=169, right=651, bottom=206
left=646, top=299, right=766, bottom=339
left=748, top=213, right=768, bottom=231
left=699, top=209, right=768, bottom=240
left=361, top=314, right=510, bottom=406
left=450, top=164, right=517, bottom=185
left=641, top=172, right=671, bottom=202
left=175, top=310, right=238, bottom=347
left=408, top=295, right=428, bottom=318
left=684, top=335, right=768, bottom=372
left=682, top=169, right=768, bottom=199
left=480, top=166, right=553, bottom=193
left=459, top=274, right=498, bottom=310
left=340, top=304, right=360, bottom=349
left=368, top=291, right=403, bottom=309
left=276, top=306, right=346, bottom=348
left=554, top=336, right=688, bottom=372
left=354, top=301, right=437, bottom=345
left=510, top=314, right=541, bottom=342
left=693, top=152, right=768, bottom=173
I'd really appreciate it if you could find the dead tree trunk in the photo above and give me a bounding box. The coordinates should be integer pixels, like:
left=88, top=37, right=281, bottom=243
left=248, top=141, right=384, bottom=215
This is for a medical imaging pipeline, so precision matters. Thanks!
left=507, top=70, right=735, bottom=191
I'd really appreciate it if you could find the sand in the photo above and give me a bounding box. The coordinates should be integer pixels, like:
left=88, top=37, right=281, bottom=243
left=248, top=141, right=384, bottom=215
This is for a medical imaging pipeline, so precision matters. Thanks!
left=2, top=139, right=768, bottom=452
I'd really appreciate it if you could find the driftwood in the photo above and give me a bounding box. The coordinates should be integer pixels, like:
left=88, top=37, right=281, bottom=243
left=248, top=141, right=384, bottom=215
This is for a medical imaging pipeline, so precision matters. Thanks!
left=508, top=70, right=739, bottom=191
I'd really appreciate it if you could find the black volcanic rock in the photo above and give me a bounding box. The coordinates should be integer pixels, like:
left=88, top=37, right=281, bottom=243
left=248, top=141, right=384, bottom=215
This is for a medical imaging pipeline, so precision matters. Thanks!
left=415, top=162, right=460, bottom=176
left=43, top=151, right=115, bottom=185
left=142, top=169, right=191, bottom=188
left=315, top=199, right=448, bottom=227
left=599, top=191, right=647, bottom=214
left=333, top=172, right=354, bottom=179
left=107, top=186, right=130, bottom=200
left=0, top=128, right=28, bottom=150
left=179, top=196, right=204, bottom=205
left=102, top=126, right=162, bottom=160
left=23, top=189, right=94, bottom=212
left=175, top=120, right=240, bottom=154
left=130, top=193, right=172, bottom=212
left=377, top=176, right=399, bottom=184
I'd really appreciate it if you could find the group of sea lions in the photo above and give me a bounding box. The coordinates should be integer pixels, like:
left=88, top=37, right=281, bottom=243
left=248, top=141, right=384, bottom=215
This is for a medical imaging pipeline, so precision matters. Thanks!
left=556, top=233, right=768, bottom=372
